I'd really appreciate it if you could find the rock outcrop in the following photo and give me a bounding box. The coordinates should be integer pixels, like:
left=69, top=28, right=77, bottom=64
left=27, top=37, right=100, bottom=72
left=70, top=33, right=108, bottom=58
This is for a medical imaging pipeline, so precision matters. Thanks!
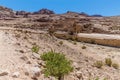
left=0, top=6, right=15, bottom=18
left=33, top=8, right=55, bottom=15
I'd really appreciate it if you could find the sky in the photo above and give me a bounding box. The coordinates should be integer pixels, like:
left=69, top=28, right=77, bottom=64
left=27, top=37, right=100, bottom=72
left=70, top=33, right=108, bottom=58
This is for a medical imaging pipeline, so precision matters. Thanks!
left=0, top=0, right=120, bottom=16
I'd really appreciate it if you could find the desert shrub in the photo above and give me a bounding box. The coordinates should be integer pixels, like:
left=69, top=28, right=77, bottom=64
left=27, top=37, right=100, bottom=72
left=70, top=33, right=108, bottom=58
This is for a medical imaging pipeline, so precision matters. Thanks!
left=81, top=45, right=86, bottom=49
left=89, top=77, right=99, bottom=80
left=31, top=45, right=39, bottom=53
left=72, top=35, right=78, bottom=41
left=103, top=78, right=108, bottom=80
left=73, top=41, right=77, bottom=45
left=112, top=63, right=119, bottom=69
left=95, top=77, right=99, bottom=80
left=41, top=51, right=73, bottom=80
left=105, top=58, right=112, bottom=67
left=94, top=61, right=103, bottom=68
left=59, top=41, right=63, bottom=45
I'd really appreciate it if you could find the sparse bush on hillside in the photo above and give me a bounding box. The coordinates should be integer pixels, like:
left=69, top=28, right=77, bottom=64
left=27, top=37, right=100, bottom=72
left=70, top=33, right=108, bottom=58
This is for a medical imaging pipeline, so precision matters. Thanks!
left=73, top=41, right=77, bottom=45
left=95, top=77, right=99, bottom=80
left=112, top=63, right=119, bottom=69
left=103, top=78, right=108, bottom=80
left=31, top=45, right=40, bottom=53
left=94, top=61, right=103, bottom=68
left=81, top=45, right=86, bottom=49
left=105, top=58, right=112, bottom=67
left=72, top=35, right=78, bottom=41
left=59, top=41, right=63, bottom=45
left=93, top=58, right=119, bottom=69
left=41, top=51, right=73, bottom=80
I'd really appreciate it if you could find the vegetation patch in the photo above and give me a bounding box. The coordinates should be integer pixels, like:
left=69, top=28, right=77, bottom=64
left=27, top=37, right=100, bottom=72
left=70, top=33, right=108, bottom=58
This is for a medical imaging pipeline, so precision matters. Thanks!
left=73, top=41, right=77, bottom=45
left=94, top=61, right=103, bottom=68
left=81, top=45, right=86, bottom=49
left=59, top=41, right=63, bottom=45
left=105, top=58, right=112, bottom=67
left=31, top=45, right=40, bottom=53
left=41, top=51, right=73, bottom=80
left=112, top=63, right=119, bottom=69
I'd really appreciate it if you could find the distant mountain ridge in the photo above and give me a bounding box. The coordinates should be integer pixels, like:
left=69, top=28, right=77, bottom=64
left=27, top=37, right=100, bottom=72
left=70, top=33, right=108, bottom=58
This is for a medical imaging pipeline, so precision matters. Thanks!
left=0, top=5, right=103, bottom=17
left=1, top=5, right=120, bottom=34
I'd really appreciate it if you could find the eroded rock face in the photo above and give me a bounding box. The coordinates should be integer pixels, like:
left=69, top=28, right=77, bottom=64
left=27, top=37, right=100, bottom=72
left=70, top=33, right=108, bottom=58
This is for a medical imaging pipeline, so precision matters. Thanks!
left=0, top=6, right=114, bottom=34
left=0, top=5, right=119, bottom=34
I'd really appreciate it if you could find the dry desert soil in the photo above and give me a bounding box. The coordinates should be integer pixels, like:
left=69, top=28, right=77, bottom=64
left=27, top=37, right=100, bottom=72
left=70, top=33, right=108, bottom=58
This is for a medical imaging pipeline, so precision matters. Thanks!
left=0, top=27, right=120, bottom=80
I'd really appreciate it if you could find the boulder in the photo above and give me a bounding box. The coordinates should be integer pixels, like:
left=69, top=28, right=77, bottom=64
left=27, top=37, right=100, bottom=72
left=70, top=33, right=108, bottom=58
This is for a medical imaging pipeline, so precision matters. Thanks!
left=31, top=67, right=41, bottom=78
left=12, top=72, right=20, bottom=78
left=0, top=70, right=9, bottom=76
left=76, top=71, right=83, bottom=79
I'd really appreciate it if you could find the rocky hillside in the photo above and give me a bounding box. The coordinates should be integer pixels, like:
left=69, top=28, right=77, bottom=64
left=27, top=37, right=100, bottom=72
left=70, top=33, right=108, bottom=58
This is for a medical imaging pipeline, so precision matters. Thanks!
left=0, top=28, right=119, bottom=80
left=1, top=6, right=120, bottom=34
left=0, top=6, right=15, bottom=18
left=0, top=6, right=120, bottom=80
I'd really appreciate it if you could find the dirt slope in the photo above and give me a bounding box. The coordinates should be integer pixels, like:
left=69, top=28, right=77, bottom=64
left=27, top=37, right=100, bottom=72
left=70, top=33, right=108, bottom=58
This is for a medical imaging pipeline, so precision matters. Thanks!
left=0, top=28, right=119, bottom=80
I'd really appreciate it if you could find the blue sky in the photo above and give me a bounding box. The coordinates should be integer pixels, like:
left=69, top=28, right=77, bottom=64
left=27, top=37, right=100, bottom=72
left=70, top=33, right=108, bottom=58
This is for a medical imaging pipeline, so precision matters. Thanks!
left=0, top=0, right=120, bottom=16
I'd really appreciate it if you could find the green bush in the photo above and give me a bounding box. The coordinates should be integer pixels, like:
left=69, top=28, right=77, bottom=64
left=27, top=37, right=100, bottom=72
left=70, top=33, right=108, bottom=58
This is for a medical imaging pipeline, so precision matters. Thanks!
left=73, top=41, right=77, bottom=45
left=105, top=58, right=112, bottom=67
left=81, top=45, right=86, bottom=49
left=95, top=77, right=99, bottom=80
left=112, top=63, right=119, bottom=69
left=31, top=45, right=39, bottom=53
left=94, top=61, right=103, bottom=68
left=59, top=41, right=63, bottom=45
left=41, top=51, right=73, bottom=80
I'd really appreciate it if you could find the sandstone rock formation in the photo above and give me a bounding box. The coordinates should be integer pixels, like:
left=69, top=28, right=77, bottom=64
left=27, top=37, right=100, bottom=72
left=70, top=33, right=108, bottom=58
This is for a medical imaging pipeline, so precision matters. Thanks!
left=0, top=6, right=15, bottom=18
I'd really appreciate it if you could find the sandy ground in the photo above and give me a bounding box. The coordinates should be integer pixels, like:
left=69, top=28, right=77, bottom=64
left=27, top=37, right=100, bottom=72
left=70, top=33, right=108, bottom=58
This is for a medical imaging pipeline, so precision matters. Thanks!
left=0, top=28, right=120, bottom=80
left=0, top=30, right=29, bottom=80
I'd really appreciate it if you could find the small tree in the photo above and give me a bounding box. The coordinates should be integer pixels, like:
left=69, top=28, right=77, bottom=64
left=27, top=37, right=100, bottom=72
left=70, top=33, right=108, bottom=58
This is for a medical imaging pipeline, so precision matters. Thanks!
left=41, top=51, right=73, bottom=80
